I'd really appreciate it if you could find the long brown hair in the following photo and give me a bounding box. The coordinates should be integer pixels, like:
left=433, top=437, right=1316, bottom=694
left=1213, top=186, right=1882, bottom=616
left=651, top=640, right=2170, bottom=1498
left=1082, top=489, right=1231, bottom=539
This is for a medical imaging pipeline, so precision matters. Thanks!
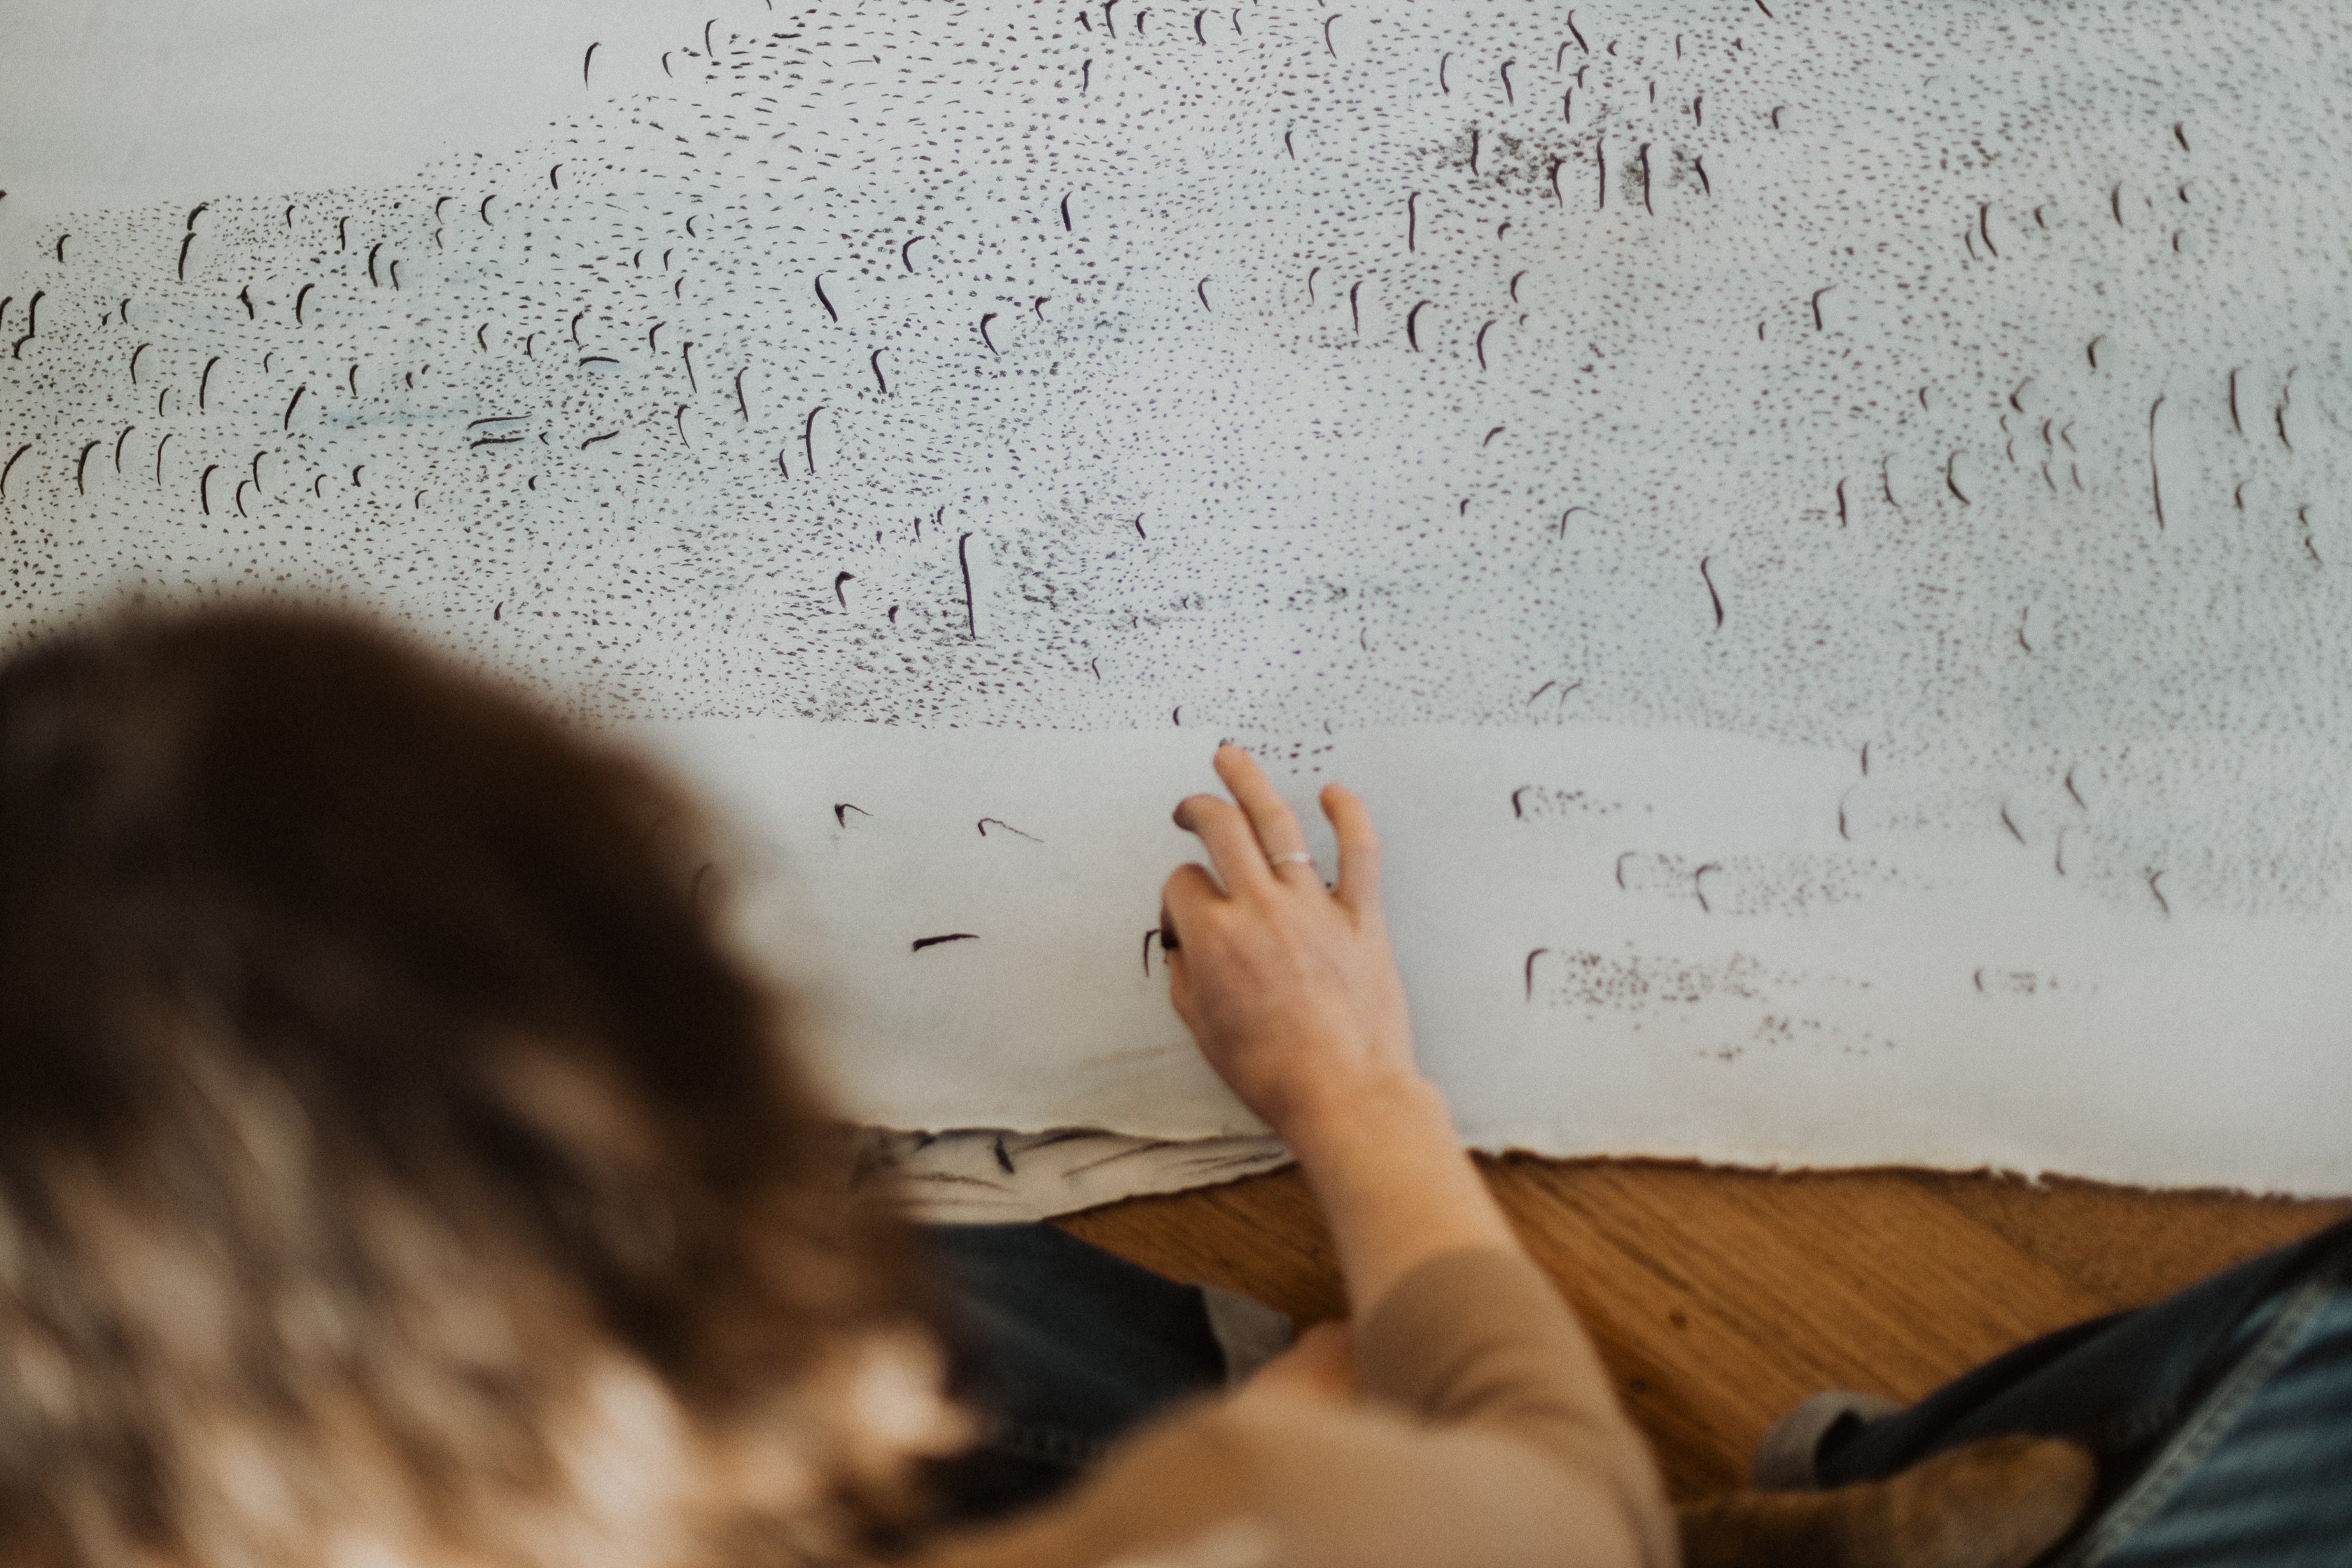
left=0, top=608, right=936, bottom=1566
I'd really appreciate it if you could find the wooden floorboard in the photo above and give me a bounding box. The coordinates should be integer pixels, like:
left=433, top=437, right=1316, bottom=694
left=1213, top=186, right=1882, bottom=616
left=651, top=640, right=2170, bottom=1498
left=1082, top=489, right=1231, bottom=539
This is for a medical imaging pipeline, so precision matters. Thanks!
left=1054, top=1160, right=2351, bottom=1500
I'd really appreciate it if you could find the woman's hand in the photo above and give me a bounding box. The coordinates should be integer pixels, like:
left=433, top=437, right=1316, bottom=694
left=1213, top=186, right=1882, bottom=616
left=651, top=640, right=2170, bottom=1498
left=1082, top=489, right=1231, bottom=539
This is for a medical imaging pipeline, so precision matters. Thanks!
left=1158, top=745, right=1420, bottom=1145
left=1161, top=746, right=1518, bottom=1315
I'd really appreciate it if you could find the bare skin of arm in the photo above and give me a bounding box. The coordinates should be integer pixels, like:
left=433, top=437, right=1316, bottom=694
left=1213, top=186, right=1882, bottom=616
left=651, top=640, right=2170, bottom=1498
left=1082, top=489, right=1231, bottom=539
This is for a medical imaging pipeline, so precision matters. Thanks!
left=1161, top=744, right=1518, bottom=1331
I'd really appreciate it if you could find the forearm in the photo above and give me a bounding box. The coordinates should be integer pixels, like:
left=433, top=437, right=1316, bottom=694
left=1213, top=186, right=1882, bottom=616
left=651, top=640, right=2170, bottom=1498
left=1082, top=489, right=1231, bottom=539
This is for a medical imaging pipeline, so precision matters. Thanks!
left=1281, top=1070, right=1518, bottom=1316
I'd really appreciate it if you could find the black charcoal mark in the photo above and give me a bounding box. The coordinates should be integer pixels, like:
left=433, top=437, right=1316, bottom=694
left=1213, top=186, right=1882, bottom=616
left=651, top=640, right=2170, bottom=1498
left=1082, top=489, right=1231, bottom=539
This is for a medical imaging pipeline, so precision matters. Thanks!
left=177, top=233, right=196, bottom=282
left=1693, top=862, right=1721, bottom=913
left=1615, top=851, right=1634, bottom=890
left=2149, top=395, right=2166, bottom=529
left=1699, top=555, right=1723, bottom=628
left=674, top=404, right=690, bottom=447
left=283, top=384, right=304, bottom=431
left=1476, top=320, right=1494, bottom=370
left=128, top=343, right=148, bottom=385
left=198, top=355, right=218, bottom=410
left=154, top=433, right=171, bottom=488
left=2228, top=368, right=2243, bottom=435
left=1693, top=155, right=1710, bottom=196
left=580, top=429, right=619, bottom=450
left=1945, top=452, right=1969, bottom=505
left=958, top=530, right=977, bottom=638
left=2146, top=871, right=2169, bottom=917
left=2001, top=802, right=2024, bottom=844
left=74, top=440, right=99, bottom=496
left=1349, top=281, right=1362, bottom=333
left=2110, top=183, right=2123, bottom=225
left=1836, top=478, right=1848, bottom=526
left=680, top=341, right=697, bottom=393
left=803, top=405, right=827, bottom=472
left=1405, top=299, right=1429, bottom=350
left=911, top=934, right=979, bottom=953
left=198, top=463, right=218, bottom=516
left=0, top=443, right=29, bottom=501
left=736, top=368, right=752, bottom=419
left=979, top=311, right=1000, bottom=352
left=1306, top=267, right=1320, bottom=305
left=1523, top=946, right=1551, bottom=1001
left=1638, top=144, right=1653, bottom=214
left=1406, top=190, right=1419, bottom=252
left=1061, top=192, right=1074, bottom=231
left=1770, top=105, right=1784, bottom=130
left=2018, top=607, right=2033, bottom=653
left=834, top=570, right=854, bottom=606
left=1196, top=279, right=1212, bottom=312
left=1810, top=286, right=1832, bottom=330
left=1595, top=136, right=1606, bottom=208
left=1323, top=14, right=1338, bottom=56
left=2054, top=827, right=2070, bottom=876
left=1979, top=202, right=1997, bottom=256
left=1564, top=13, right=1588, bottom=55
left=113, top=427, right=132, bottom=472
left=976, top=818, right=1043, bottom=842
left=832, top=803, right=870, bottom=828
left=1133, top=513, right=1147, bottom=539
left=2087, top=335, right=2104, bottom=370
left=1500, top=59, right=1514, bottom=102
left=1508, top=270, right=1527, bottom=302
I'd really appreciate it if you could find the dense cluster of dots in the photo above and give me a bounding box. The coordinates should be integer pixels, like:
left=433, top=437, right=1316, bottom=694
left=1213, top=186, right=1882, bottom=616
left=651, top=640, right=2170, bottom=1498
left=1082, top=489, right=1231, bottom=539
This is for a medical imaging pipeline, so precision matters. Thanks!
left=1525, top=943, right=1886, bottom=1056
left=2, top=0, right=2348, bottom=915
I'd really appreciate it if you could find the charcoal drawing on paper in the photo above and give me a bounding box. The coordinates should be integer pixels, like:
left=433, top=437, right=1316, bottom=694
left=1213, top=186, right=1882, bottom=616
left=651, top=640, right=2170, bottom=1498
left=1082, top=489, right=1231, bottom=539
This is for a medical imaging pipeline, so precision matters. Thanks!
left=2, top=0, right=2348, bottom=1192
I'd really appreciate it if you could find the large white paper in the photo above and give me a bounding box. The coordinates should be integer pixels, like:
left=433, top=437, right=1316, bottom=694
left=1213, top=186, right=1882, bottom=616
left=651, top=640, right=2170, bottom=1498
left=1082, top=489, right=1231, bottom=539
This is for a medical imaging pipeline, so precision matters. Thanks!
left=3, top=0, right=2348, bottom=1192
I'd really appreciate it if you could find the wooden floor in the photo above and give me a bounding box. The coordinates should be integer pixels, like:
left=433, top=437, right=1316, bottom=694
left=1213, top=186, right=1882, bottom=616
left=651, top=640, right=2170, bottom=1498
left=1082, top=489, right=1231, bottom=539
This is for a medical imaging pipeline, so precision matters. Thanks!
left=1056, top=1159, right=2351, bottom=1501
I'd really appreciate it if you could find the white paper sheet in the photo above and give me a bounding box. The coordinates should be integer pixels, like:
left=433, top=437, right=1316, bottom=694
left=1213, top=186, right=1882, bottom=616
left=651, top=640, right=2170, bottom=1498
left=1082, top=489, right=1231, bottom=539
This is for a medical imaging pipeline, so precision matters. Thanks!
left=3, top=0, right=2348, bottom=1193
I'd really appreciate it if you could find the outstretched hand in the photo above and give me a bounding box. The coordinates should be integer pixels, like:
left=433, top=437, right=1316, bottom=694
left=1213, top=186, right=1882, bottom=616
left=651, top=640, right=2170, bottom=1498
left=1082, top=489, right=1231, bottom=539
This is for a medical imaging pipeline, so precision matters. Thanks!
left=1159, top=745, right=1517, bottom=1316
left=1159, top=745, right=1420, bottom=1146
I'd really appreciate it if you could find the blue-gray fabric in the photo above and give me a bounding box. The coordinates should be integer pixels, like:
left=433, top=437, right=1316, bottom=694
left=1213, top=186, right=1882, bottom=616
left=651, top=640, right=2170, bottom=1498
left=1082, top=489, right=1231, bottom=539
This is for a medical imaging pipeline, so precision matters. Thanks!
left=1816, top=1217, right=2352, bottom=1566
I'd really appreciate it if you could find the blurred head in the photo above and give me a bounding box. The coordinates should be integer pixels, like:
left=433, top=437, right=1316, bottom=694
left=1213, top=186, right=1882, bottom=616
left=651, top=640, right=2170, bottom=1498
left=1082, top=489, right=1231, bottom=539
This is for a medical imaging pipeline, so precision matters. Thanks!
left=0, top=608, right=953, bottom=1567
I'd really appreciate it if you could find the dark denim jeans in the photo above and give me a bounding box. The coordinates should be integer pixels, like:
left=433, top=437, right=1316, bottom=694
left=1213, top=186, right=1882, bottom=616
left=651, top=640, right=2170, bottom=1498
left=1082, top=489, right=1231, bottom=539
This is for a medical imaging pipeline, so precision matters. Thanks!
left=1816, top=1216, right=2352, bottom=1567
left=916, top=1224, right=1289, bottom=1527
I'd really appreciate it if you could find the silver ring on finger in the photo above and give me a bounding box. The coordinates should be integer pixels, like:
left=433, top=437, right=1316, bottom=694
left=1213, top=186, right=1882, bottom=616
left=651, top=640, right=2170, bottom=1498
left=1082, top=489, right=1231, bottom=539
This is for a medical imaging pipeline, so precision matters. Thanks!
left=1268, top=851, right=1315, bottom=868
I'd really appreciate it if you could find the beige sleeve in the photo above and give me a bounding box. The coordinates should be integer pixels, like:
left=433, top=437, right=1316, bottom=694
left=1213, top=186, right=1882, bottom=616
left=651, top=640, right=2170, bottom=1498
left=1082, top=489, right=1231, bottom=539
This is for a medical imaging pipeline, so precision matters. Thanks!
left=910, top=1245, right=1677, bottom=1568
